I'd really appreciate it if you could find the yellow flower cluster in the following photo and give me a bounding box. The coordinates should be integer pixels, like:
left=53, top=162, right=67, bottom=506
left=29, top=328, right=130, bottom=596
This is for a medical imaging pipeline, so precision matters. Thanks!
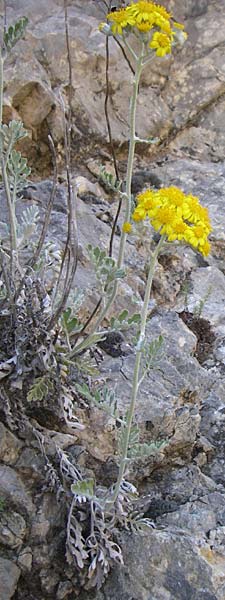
left=132, top=186, right=211, bottom=256
left=105, top=1, right=186, bottom=56
left=122, top=221, right=132, bottom=233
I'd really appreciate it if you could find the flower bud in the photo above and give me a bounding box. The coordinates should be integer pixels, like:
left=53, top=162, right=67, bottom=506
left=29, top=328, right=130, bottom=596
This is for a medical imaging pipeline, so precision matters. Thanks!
left=173, top=28, right=188, bottom=46
left=99, top=22, right=113, bottom=36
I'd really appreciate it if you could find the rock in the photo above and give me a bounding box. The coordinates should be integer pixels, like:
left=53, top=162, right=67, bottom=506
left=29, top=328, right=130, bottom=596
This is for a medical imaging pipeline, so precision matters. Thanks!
left=157, top=496, right=218, bottom=538
left=0, top=511, right=27, bottom=549
left=0, top=423, right=23, bottom=465
left=32, top=544, right=51, bottom=569
left=186, top=267, right=225, bottom=335
left=183, top=0, right=209, bottom=17
left=17, top=547, right=32, bottom=572
left=46, top=432, right=79, bottom=455
left=2, top=0, right=225, bottom=165
left=1, top=2, right=225, bottom=599
left=31, top=517, right=50, bottom=542
left=74, top=176, right=102, bottom=199
left=0, top=465, right=35, bottom=516
left=15, top=447, right=47, bottom=482
left=56, top=580, right=73, bottom=599
left=96, top=310, right=201, bottom=467
left=40, top=568, right=60, bottom=595
left=0, top=558, right=21, bottom=600
left=12, top=81, right=56, bottom=132
left=31, top=492, right=63, bottom=543
left=199, top=377, right=225, bottom=487
left=83, top=527, right=225, bottom=600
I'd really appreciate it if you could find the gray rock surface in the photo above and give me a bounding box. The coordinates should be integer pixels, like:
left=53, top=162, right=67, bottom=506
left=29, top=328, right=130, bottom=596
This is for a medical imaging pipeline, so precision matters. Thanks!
left=1, top=1, right=225, bottom=600
left=1, top=0, right=225, bottom=165
left=0, top=557, right=21, bottom=600
left=0, top=423, right=23, bottom=465
left=0, top=510, right=27, bottom=549
left=0, top=465, right=35, bottom=516
left=82, top=527, right=225, bottom=600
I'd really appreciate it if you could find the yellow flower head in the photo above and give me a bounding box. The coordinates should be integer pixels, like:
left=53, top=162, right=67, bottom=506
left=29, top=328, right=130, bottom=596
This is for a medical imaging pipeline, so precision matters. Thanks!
left=122, top=221, right=132, bottom=233
left=132, top=186, right=211, bottom=256
left=149, top=31, right=173, bottom=56
left=136, top=189, right=158, bottom=208
left=102, top=1, right=187, bottom=55
left=107, top=8, right=135, bottom=35
left=136, top=19, right=155, bottom=32
left=200, top=240, right=211, bottom=257
left=129, top=1, right=156, bottom=19
left=154, top=16, right=172, bottom=34
left=129, top=1, right=171, bottom=21
left=154, top=4, right=171, bottom=19
left=167, top=219, right=189, bottom=241
left=132, top=205, right=147, bottom=221
left=153, top=204, right=176, bottom=225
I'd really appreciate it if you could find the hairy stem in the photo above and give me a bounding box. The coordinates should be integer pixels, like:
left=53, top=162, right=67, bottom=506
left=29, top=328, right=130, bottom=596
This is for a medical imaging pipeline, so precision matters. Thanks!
left=118, top=46, right=144, bottom=268
left=72, top=47, right=145, bottom=349
left=0, top=50, right=20, bottom=279
left=0, top=52, right=3, bottom=126
left=1, top=158, right=18, bottom=277
left=107, top=235, right=165, bottom=507
left=48, top=1, right=78, bottom=328
left=13, top=135, right=57, bottom=305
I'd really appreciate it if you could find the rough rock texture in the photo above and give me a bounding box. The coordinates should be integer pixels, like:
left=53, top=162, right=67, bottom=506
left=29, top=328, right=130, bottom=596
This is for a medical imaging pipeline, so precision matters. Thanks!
left=1, top=1, right=225, bottom=599
left=1, top=0, right=225, bottom=169
left=82, top=525, right=225, bottom=600
left=0, top=557, right=21, bottom=600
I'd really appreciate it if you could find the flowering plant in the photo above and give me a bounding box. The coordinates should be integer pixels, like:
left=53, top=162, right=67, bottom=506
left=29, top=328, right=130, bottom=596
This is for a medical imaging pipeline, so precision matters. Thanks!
left=101, top=1, right=187, bottom=55
left=94, top=1, right=211, bottom=512
left=0, top=2, right=212, bottom=591
left=132, top=186, right=211, bottom=256
left=58, top=3, right=210, bottom=585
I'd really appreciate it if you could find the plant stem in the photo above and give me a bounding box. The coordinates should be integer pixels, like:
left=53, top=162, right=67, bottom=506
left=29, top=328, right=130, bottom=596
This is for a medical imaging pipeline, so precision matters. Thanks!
left=0, top=51, right=3, bottom=126
left=73, top=46, right=145, bottom=349
left=0, top=50, right=19, bottom=278
left=119, top=45, right=145, bottom=269
left=107, top=235, right=165, bottom=507
left=1, top=158, right=18, bottom=277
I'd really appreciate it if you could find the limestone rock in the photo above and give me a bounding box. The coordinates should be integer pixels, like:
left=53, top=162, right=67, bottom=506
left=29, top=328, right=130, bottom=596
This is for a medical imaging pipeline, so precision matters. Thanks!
left=2, top=0, right=225, bottom=163
left=83, top=528, right=225, bottom=600
left=56, top=580, right=73, bottom=599
left=74, top=176, right=103, bottom=199
left=76, top=309, right=203, bottom=473
left=0, top=423, right=23, bottom=465
left=1, top=1, right=225, bottom=599
left=0, top=511, right=27, bottom=549
left=0, top=558, right=21, bottom=600
left=17, top=547, right=33, bottom=572
left=0, top=465, right=35, bottom=516
left=187, top=267, right=225, bottom=335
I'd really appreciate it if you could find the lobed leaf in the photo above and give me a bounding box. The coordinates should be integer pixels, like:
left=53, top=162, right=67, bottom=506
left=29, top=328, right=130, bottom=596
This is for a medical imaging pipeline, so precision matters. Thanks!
left=4, top=17, right=29, bottom=51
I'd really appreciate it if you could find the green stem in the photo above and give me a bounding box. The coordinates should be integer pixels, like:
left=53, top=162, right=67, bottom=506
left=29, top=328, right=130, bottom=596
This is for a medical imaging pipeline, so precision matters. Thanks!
left=107, top=235, right=165, bottom=507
